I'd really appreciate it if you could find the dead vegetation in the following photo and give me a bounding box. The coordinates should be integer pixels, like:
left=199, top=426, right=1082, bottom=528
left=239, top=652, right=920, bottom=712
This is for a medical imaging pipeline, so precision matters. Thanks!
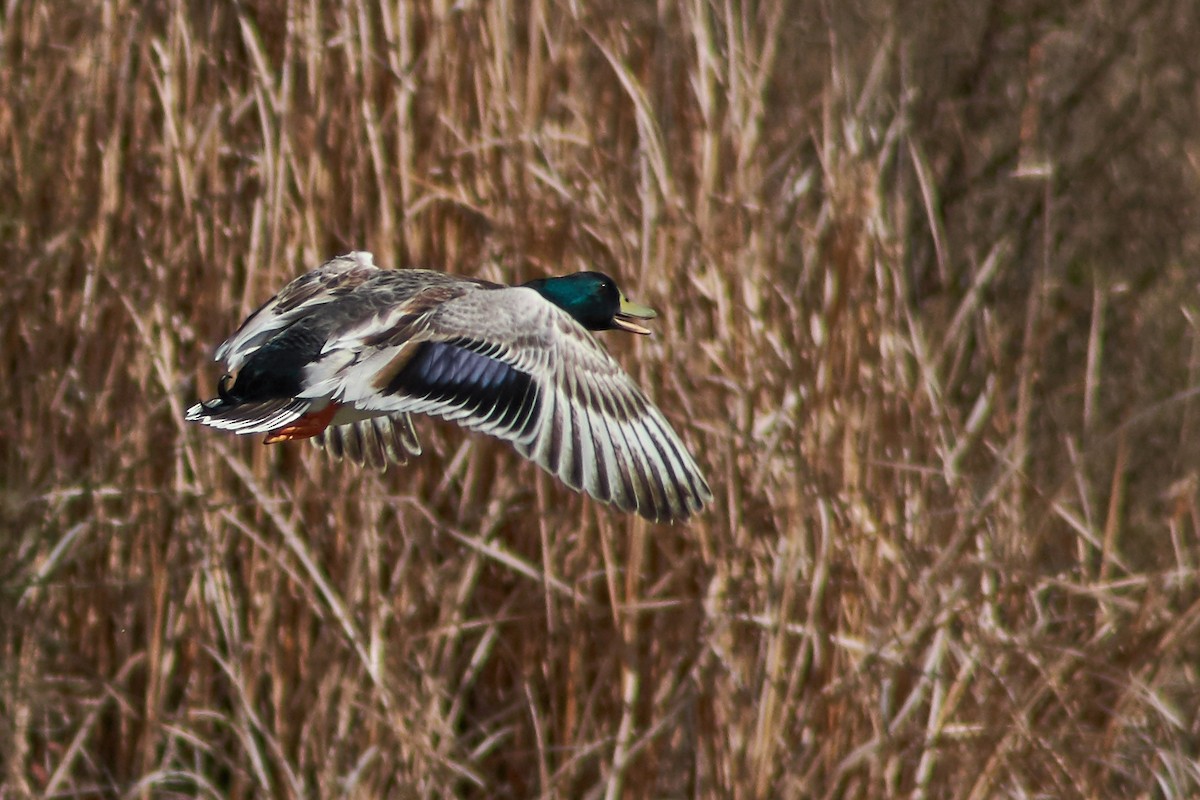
left=3, top=0, right=1200, bottom=797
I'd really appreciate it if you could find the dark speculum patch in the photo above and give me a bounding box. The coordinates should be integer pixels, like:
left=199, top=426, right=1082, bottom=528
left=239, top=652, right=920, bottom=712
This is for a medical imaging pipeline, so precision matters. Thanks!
left=385, top=338, right=541, bottom=438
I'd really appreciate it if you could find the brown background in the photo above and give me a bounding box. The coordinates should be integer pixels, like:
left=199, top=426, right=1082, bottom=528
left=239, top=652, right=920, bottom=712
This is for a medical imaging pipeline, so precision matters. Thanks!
left=3, top=1, right=1199, bottom=797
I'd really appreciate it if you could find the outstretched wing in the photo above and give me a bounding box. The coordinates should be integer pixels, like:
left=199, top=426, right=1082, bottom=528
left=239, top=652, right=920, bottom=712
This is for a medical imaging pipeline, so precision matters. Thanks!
left=318, top=286, right=712, bottom=522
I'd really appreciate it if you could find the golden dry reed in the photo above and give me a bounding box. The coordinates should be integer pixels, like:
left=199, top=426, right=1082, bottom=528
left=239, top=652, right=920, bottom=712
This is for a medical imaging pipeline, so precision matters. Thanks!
left=3, top=1, right=1200, bottom=797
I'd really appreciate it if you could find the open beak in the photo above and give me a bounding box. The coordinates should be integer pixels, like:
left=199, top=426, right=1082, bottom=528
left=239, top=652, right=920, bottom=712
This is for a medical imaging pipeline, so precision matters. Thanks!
left=613, top=296, right=657, bottom=335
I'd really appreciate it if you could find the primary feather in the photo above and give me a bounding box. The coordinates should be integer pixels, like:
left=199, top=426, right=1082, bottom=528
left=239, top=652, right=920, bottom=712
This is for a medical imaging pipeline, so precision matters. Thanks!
left=186, top=251, right=712, bottom=522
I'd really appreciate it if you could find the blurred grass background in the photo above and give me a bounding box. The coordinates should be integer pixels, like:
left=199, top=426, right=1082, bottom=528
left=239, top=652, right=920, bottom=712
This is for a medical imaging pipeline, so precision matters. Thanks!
left=3, top=0, right=1200, bottom=797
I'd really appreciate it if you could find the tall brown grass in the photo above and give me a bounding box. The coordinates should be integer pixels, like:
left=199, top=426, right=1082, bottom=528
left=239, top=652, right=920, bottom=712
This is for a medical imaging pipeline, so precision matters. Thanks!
left=3, top=0, right=1199, bottom=797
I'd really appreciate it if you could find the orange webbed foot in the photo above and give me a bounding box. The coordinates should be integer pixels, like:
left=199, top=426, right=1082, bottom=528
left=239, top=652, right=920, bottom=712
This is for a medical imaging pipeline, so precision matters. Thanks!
left=264, top=402, right=340, bottom=444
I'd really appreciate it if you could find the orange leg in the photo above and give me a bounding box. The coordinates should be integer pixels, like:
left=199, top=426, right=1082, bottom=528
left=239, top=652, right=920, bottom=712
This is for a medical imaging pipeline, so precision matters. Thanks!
left=263, top=402, right=340, bottom=444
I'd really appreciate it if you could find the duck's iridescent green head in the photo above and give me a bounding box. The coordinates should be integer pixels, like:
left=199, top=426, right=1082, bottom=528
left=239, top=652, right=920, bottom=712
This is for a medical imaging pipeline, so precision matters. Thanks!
left=524, top=271, right=657, bottom=334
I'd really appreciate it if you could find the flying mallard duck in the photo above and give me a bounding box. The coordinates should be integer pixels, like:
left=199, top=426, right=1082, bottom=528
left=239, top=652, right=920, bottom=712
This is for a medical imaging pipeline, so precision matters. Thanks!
left=186, top=251, right=712, bottom=522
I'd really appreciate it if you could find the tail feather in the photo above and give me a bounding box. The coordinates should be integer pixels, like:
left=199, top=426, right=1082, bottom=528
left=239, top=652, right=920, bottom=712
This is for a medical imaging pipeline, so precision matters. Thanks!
left=185, top=397, right=311, bottom=435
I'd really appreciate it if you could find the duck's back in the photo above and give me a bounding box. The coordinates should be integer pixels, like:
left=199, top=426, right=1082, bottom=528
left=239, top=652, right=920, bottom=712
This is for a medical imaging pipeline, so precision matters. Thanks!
left=216, top=253, right=494, bottom=376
